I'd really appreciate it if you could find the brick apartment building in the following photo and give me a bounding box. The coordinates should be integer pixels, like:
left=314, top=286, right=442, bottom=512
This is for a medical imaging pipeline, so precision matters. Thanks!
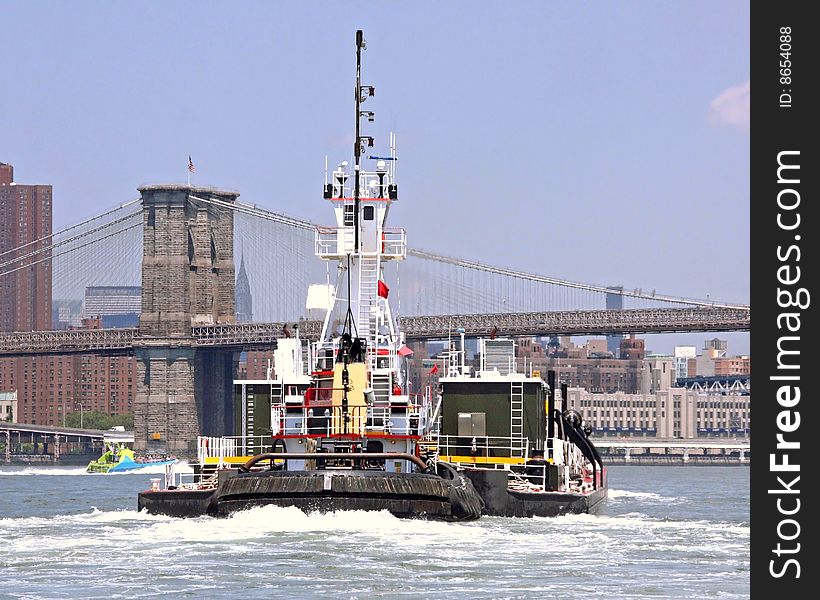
left=1, top=164, right=135, bottom=425
left=0, top=352, right=136, bottom=425
left=0, top=162, right=52, bottom=332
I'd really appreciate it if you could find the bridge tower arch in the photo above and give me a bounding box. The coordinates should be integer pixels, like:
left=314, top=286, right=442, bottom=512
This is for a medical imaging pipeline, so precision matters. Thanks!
left=134, top=185, right=239, bottom=455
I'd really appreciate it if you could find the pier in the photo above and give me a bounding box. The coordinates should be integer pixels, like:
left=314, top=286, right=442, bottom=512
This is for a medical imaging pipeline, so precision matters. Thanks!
left=0, top=423, right=132, bottom=465
left=594, top=437, right=750, bottom=465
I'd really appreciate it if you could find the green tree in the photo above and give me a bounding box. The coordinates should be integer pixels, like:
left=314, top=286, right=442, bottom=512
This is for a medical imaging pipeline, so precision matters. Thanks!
left=65, top=411, right=134, bottom=430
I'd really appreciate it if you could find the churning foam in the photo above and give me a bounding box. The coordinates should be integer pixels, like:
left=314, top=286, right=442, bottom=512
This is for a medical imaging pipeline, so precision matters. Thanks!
left=608, top=489, right=686, bottom=503
left=0, top=466, right=89, bottom=476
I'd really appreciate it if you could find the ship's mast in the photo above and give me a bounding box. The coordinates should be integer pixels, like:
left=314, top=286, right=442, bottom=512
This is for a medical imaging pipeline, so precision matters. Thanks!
left=353, top=30, right=363, bottom=253
left=314, top=29, right=406, bottom=426
left=353, top=29, right=374, bottom=254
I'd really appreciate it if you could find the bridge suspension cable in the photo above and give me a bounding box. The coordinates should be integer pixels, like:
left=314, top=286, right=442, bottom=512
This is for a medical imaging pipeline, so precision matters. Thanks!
left=194, top=195, right=748, bottom=311
left=0, top=210, right=142, bottom=274
left=1, top=221, right=142, bottom=277
left=405, top=249, right=748, bottom=310
left=0, top=199, right=140, bottom=260
left=189, top=195, right=315, bottom=231
left=0, top=193, right=748, bottom=315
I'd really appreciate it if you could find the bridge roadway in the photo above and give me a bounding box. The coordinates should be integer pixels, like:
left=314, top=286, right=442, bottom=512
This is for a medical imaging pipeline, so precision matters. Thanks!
left=0, top=306, right=749, bottom=356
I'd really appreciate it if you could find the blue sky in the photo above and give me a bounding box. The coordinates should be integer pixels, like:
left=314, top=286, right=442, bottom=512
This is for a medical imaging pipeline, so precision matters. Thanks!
left=1, top=1, right=749, bottom=354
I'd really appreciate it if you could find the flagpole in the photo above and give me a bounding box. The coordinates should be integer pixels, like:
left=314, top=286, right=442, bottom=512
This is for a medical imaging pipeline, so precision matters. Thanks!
left=187, top=157, right=191, bottom=187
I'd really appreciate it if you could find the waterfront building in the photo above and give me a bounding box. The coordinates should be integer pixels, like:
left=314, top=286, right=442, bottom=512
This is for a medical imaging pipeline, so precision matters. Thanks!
left=0, top=353, right=136, bottom=426
left=565, top=386, right=750, bottom=439
left=639, top=356, right=676, bottom=394
left=0, top=162, right=52, bottom=332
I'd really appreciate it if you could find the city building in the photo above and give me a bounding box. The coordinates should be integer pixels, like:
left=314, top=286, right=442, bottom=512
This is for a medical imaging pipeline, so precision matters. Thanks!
left=566, top=386, right=750, bottom=439
left=619, top=335, right=645, bottom=360
left=714, top=355, right=751, bottom=376
left=0, top=352, right=136, bottom=426
left=0, top=390, right=17, bottom=423
left=239, top=351, right=273, bottom=381
left=0, top=162, right=52, bottom=332
left=52, top=299, right=83, bottom=330
left=674, top=345, right=697, bottom=381
left=639, top=356, right=676, bottom=394
left=83, top=286, right=141, bottom=328
left=694, top=337, right=727, bottom=376
left=680, top=338, right=749, bottom=378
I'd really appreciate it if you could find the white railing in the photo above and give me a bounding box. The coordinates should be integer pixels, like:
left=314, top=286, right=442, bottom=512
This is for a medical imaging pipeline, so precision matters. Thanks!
left=197, top=435, right=272, bottom=465
left=314, top=227, right=406, bottom=259
left=437, top=435, right=533, bottom=461
left=379, top=229, right=406, bottom=258
left=315, top=226, right=354, bottom=257
left=165, top=463, right=219, bottom=491
left=275, top=402, right=428, bottom=437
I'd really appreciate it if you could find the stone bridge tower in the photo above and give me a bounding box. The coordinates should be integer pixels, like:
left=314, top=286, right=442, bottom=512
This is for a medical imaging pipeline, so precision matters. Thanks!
left=134, top=185, right=239, bottom=455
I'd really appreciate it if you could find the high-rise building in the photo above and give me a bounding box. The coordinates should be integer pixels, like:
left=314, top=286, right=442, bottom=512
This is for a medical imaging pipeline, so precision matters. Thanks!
left=235, top=254, right=253, bottom=323
left=0, top=352, right=136, bottom=426
left=605, top=286, right=624, bottom=357
left=0, top=162, right=53, bottom=332
left=83, top=286, right=141, bottom=328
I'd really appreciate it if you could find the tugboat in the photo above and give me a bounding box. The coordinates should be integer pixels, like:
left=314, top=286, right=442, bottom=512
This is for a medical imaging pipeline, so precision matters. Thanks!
left=435, top=332, right=608, bottom=516
left=138, top=30, right=483, bottom=521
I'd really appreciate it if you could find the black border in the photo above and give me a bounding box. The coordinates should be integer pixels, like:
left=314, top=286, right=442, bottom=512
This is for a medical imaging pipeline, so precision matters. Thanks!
left=751, top=2, right=816, bottom=595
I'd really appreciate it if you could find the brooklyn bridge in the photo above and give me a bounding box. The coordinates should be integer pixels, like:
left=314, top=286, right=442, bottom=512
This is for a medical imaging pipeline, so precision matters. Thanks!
left=0, top=184, right=750, bottom=453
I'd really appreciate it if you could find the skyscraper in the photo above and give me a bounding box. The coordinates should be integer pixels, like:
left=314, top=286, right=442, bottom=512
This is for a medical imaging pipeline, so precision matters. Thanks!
left=605, top=286, right=624, bottom=357
left=235, top=253, right=253, bottom=323
left=0, top=162, right=53, bottom=332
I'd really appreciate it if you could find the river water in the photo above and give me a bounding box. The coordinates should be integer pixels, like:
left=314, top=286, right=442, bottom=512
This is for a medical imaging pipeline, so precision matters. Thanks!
left=0, top=465, right=749, bottom=599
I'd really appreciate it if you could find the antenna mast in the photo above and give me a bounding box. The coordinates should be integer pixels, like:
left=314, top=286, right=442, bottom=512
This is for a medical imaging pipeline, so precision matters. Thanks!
left=353, top=30, right=363, bottom=253
left=353, top=29, right=374, bottom=253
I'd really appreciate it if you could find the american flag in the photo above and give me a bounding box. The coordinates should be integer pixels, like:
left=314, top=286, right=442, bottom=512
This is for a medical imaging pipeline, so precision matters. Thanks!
left=188, top=156, right=196, bottom=173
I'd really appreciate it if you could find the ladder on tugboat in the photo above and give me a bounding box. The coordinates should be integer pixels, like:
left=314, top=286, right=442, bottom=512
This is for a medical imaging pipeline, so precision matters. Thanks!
left=510, top=381, right=525, bottom=458
left=371, top=372, right=392, bottom=404
left=357, top=253, right=381, bottom=371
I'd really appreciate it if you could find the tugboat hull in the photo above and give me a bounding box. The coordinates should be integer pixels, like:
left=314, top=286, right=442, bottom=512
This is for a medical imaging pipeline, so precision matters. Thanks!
left=138, top=489, right=216, bottom=518
left=464, top=468, right=608, bottom=517
left=215, top=470, right=472, bottom=519
left=138, top=463, right=483, bottom=521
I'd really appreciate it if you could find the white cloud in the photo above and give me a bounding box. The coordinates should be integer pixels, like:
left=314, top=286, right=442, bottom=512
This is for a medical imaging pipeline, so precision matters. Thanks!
left=709, top=81, right=750, bottom=131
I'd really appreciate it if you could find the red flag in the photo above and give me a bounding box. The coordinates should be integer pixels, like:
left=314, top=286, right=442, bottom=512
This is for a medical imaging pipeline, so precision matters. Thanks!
left=429, top=364, right=439, bottom=374
left=377, top=280, right=390, bottom=299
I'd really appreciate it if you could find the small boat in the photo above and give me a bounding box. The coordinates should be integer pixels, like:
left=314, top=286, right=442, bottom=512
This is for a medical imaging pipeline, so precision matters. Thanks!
left=87, top=442, right=177, bottom=474
left=138, top=29, right=484, bottom=521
